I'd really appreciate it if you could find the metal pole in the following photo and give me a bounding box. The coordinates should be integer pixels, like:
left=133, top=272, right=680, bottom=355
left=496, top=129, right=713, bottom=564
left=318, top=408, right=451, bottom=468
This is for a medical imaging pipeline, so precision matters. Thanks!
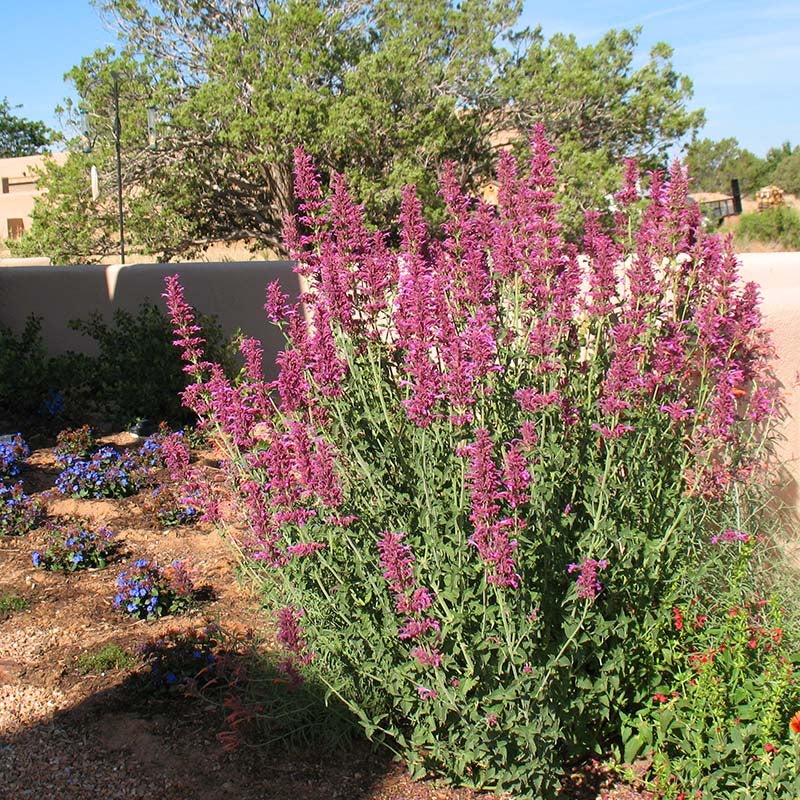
left=112, top=72, right=125, bottom=265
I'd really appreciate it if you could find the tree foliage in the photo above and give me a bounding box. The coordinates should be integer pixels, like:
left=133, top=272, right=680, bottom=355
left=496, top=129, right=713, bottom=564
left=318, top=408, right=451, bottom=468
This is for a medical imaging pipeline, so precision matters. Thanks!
left=684, top=137, right=800, bottom=199
left=772, top=147, right=800, bottom=195
left=0, top=99, right=52, bottom=157
left=16, top=0, right=705, bottom=262
left=684, top=137, right=769, bottom=196
left=499, top=29, right=705, bottom=219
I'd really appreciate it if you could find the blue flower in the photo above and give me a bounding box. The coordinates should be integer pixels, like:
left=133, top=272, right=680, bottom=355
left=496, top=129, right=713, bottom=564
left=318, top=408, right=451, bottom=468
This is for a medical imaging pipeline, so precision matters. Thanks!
left=31, top=551, right=41, bottom=567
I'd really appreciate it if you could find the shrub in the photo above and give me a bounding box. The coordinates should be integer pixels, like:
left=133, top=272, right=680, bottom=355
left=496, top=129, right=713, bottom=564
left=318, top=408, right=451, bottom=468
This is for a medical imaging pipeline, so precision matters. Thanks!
left=68, top=303, right=240, bottom=427
left=0, top=316, right=92, bottom=426
left=626, top=531, right=800, bottom=798
left=0, top=481, right=44, bottom=536
left=114, top=558, right=195, bottom=619
left=0, top=317, right=53, bottom=419
left=31, top=520, right=116, bottom=571
left=165, top=133, right=787, bottom=797
left=735, top=206, right=800, bottom=250
left=0, top=434, right=30, bottom=480
left=55, top=445, right=145, bottom=499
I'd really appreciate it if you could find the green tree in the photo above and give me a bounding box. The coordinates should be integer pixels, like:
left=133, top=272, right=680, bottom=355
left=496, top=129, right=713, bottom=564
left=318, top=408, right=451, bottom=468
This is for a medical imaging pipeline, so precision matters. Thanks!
left=0, top=99, right=52, bottom=157
left=771, top=146, right=800, bottom=195
left=499, top=28, right=705, bottom=220
left=683, top=137, right=767, bottom=196
left=17, top=0, right=704, bottom=261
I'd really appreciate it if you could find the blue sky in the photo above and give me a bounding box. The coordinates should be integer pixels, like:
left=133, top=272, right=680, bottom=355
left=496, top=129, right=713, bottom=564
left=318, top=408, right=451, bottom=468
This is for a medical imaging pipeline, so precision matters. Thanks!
left=1, top=0, right=798, bottom=158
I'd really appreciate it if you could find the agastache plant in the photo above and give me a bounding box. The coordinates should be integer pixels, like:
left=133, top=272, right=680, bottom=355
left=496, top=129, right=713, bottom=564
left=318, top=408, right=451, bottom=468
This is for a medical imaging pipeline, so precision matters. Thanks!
left=164, top=129, right=782, bottom=798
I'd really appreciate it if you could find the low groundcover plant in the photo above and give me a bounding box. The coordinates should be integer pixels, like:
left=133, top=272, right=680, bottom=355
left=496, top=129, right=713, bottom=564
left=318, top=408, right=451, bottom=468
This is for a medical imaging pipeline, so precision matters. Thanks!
left=55, top=445, right=146, bottom=499
left=32, top=520, right=115, bottom=571
left=54, top=425, right=98, bottom=462
left=0, top=433, right=30, bottom=480
left=114, top=558, right=195, bottom=620
left=0, top=480, right=44, bottom=536
left=164, top=129, right=796, bottom=797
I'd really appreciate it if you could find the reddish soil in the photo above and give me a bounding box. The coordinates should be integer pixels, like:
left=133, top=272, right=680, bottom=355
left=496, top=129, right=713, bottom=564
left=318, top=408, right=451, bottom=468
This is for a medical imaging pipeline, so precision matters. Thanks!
left=0, top=433, right=654, bottom=800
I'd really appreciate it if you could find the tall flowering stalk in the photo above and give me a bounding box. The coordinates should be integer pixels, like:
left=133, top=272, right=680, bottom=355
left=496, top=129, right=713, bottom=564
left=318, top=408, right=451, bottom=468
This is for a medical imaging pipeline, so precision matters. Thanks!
left=164, top=133, right=782, bottom=798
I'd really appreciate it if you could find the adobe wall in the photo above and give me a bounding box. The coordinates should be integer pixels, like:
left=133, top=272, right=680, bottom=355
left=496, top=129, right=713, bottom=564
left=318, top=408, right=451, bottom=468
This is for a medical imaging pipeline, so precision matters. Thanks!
left=0, top=254, right=798, bottom=510
left=0, top=153, right=67, bottom=245
left=0, top=260, right=300, bottom=381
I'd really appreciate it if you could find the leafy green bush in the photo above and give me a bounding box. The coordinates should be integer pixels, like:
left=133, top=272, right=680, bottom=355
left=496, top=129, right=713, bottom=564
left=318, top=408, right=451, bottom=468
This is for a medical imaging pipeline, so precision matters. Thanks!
left=735, top=206, right=800, bottom=250
left=0, top=316, right=60, bottom=419
left=69, top=303, right=239, bottom=427
left=165, top=135, right=791, bottom=798
left=625, top=528, right=800, bottom=799
left=0, top=302, right=238, bottom=430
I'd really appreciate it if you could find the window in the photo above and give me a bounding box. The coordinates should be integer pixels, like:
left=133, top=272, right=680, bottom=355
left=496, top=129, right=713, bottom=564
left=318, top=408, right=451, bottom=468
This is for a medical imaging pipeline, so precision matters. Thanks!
left=1, top=176, right=36, bottom=194
left=7, top=218, right=25, bottom=239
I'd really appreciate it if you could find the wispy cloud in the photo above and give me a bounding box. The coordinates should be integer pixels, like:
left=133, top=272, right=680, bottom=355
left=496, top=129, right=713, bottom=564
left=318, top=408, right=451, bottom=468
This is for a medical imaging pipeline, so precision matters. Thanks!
left=683, top=29, right=800, bottom=88
left=609, top=0, right=718, bottom=30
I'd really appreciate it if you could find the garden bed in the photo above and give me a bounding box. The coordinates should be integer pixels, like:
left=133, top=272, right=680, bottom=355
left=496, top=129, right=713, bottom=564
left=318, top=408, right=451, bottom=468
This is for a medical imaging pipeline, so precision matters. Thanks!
left=0, top=432, right=653, bottom=800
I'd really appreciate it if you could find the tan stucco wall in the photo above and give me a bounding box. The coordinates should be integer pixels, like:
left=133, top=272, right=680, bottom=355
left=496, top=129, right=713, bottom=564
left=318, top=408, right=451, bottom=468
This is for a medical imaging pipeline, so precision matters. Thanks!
left=0, top=260, right=300, bottom=380
left=0, top=253, right=798, bottom=510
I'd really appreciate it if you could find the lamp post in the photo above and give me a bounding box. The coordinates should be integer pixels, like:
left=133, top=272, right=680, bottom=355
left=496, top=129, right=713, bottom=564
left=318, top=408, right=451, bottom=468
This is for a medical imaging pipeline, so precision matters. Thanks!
left=112, top=72, right=125, bottom=265
left=79, top=74, right=156, bottom=265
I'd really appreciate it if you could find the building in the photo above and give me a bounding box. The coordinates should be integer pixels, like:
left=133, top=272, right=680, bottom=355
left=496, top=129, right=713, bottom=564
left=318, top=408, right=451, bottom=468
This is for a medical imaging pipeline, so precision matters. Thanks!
left=0, top=153, right=67, bottom=251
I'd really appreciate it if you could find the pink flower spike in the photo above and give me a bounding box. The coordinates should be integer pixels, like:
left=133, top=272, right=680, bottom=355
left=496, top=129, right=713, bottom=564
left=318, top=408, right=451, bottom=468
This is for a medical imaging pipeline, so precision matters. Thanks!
left=567, top=558, right=609, bottom=600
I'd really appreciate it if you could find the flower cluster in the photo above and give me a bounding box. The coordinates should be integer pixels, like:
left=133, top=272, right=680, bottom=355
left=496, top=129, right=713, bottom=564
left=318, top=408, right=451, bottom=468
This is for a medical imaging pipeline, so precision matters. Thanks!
left=377, top=531, right=442, bottom=668
left=137, top=626, right=220, bottom=691
left=0, top=434, right=30, bottom=480
left=32, top=521, right=115, bottom=571
left=54, top=425, right=98, bottom=462
left=0, top=481, right=45, bottom=536
left=567, top=557, right=609, bottom=600
left=114, top=558, right=195, bottom=619
left=134, top=428, right=173, bottom=471
left=55, top=446, right=145, bottom=499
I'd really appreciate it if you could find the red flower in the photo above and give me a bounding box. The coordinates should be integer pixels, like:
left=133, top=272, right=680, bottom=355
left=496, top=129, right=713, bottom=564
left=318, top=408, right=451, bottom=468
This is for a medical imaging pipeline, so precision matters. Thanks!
left=765, top=742, right=779, bottom=754
left=790, top=711, right=800, bottom=734
left=673, top=607, right=684, bottom=631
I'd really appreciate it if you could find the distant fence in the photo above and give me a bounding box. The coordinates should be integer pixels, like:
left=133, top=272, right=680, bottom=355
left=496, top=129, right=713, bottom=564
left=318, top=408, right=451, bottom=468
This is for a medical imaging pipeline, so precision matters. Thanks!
left=0, top=260, right=300, bottom=380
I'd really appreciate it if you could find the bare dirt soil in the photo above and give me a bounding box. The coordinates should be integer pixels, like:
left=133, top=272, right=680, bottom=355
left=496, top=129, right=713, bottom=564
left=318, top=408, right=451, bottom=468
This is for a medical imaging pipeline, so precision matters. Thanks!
left=0, top=433, right=654, bottom=800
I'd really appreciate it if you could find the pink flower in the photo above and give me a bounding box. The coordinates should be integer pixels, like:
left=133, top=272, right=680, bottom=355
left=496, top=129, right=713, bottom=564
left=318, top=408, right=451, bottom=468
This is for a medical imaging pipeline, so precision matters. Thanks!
left=286, top=541, right=327, bottom=558
left=398, top=617, right=440, bottom=640
left=410, top=646, right=442, bottom=668
left=417, top=685, right=438, bottom=700
left=275, top=605, right=314, bottom=664
left=710, top=529, right=750, bottom=545
left=567, top=558, right=609, bottom=600
left=264, top=280, right=291, bottom=324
